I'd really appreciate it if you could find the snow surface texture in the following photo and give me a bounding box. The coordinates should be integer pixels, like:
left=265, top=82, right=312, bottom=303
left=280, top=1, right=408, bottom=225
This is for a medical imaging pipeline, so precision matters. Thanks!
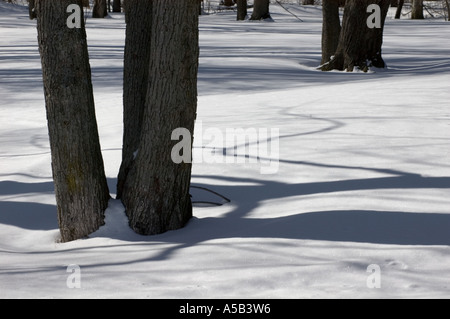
left=1, top=2, right=450, bottom=299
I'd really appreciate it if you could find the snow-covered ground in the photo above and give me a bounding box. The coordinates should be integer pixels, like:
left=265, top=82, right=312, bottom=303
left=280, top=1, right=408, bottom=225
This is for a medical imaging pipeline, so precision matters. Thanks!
left=1, top=2, right=450, bottom=299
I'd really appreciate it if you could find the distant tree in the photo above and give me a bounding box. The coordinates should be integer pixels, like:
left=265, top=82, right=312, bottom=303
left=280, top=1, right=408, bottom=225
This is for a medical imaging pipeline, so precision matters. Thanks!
left=411, top=0, right=424, bottom=19
left=93, top=0, right=108, bottom=18
left=321, top=0, right=341, bottom=65
left=250, top=0, right=271, bottom=20
left=395, top=0, right=404, bottom=19
left=120, top=0, right=199, bottom=235
left=113, top=0, right=121, bottom=12
left=302, top=0, right=315, bottom=5
left=237, top=0, right=247, bottom=20
left=321, top=0, right=390, bottom=72
left=28, top=0, right=36, bottom=19
left=35, top=0, right=110, bottom=242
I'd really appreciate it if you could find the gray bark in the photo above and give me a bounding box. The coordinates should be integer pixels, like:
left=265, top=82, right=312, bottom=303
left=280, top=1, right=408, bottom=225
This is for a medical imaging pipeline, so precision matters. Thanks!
left=93, top=0, right=108, bottom=18
left=117, top=0, right=153, bottom=199
left=395, top=0, right=404, bottom=19
left=121, top=0, right=199, bottom=235
left=35, top=0, right=110, bottom=242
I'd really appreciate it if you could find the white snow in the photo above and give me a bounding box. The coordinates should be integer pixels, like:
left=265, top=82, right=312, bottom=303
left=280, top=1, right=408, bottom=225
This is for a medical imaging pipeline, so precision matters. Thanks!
left=1, top=2, right=450, bottom=299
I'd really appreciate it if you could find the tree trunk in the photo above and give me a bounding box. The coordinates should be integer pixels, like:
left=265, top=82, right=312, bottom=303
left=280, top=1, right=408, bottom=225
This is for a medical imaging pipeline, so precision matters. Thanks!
left=121, top=0, right=199, bottom=236
left=223, top=0, right=234, bottom=6
left=35, top=0, right=110, bottom=242
left=302, top=0, right=315, bottom=5
left=93, top=0, right=108, bottom=18
left=113, top=0, right=121, bottom=12
left=236, top=0, right=247, bottom=20
left=321, top=0, right=390, bottom=72
left=250, top=0, right=271, bottom=20
left=321, top=0, right=341, bottom=65
left=411, top=0, right=424, bottom=19
left=28, top=0, right=36, bottom=19
left=117, top=0, right=153, bottom=199
left=395, top=0, right=404, bottom=19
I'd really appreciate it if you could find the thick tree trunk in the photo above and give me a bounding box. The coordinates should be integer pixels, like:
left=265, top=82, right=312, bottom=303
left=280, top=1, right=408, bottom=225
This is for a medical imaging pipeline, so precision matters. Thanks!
left=321, top=0, right=341, bottom=65
left=395, top=0, right=404, bottom=19
left=117, top=0, right=153, bottom=199
left=250, top=0, right=271, bottom=20
left=321, top=0, right=390, bottom=72
left=121, top=0, right=199, bottom=235
left=93, top=0, right=108, bottom=18
left=35, top=0, right=110, bottom=242
left=411, top=0, right=424, bottom=19
left=236, top=0, right=247, bottom=20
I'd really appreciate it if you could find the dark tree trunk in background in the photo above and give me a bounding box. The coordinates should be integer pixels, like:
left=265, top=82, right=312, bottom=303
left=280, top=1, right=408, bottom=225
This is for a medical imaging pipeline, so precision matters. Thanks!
left=250, top=0, right=271, bottom=20
left=113, top=0, right=121, bottom=12
left=93, top=0, right=108, bottom=18
left=321, top=0, right=390, bottom=72
left=395, top=0, right=404, bottom=19
left=411, top=0, right=424, bottom=19
left=237, top=0, right=247, bottom=20
left=117, top=0, right=153, bottom=199
left=302, top=0, right=315, bottom=5
left=321, top=0, right=341, bottom=65
left=28, top=0, right=36, bottom=19
left=35, top=0, right=110, bottom=242
left=121, top=0, right=199, bottom=235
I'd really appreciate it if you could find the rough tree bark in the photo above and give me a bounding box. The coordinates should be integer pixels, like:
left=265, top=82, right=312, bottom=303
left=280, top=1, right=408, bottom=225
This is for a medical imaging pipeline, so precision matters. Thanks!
left=250, top=0, right=271, bottom=20
left=35, top=0, right=110, bottom=242
left=236, top=0, right=247, bottom=20
left=321, top=0, right=390, bottom=72
left=321, top=0, right=341, bottom=65
left=121, top=0, right=199, bottom=235
left=117, top=0, right=153, bottom=199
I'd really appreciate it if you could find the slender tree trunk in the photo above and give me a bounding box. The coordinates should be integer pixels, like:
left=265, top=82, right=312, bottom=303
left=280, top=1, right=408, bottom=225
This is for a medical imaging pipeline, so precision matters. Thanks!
left=121, top=0, right=199, bottom=235
left=117, top=0, right=153, bottom=199
left=35, top=0, right=110, bottom=242
left=250, top=0, right=271, bottom=20
left=321, top=0, right=390, bottom=72
left=93, top=0, right=108, bottom=18
left=395, top=0, right=404, bottom=19
left=411, top=0, right=424, bottom=19
left=237, top=0, right=247, bottom=20
left=445, top=0, right=450, bottom=21
left=321, top=0, right=341, bottom=65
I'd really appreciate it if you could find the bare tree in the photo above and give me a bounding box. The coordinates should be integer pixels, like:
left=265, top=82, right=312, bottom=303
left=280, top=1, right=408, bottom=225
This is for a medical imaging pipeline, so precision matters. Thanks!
left=35, top=0, right=110, bottom=242
left=93, top=0, right=108, bottom=18
left=411, top=0, right=424, bottom=19
left=120, top=0, right=199, bottom=235
left=321, top=0, right=341, bottom=65
left=321, top=0, right=390, bottom=72
left=395, top=0, right=404, bottom=19
left=250, top=0, right=271, bottom=20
